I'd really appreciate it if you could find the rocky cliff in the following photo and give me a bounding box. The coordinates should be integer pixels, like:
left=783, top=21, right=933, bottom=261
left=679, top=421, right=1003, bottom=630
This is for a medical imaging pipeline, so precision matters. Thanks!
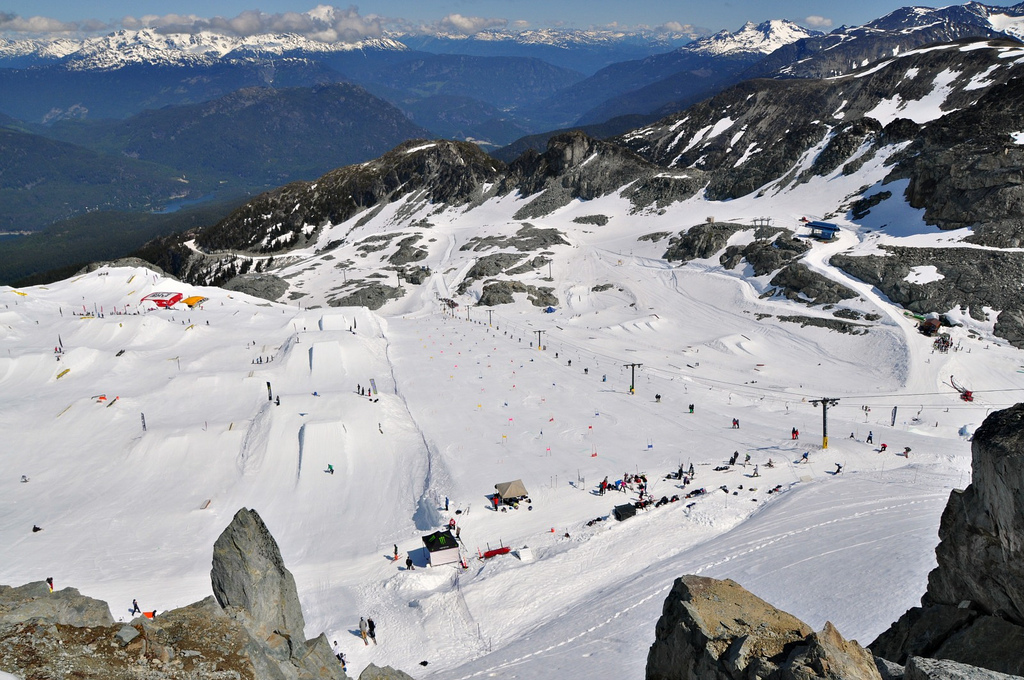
left=871, top=403, right=1024, bottom=676
left=0, top=508, right=384, bottom=680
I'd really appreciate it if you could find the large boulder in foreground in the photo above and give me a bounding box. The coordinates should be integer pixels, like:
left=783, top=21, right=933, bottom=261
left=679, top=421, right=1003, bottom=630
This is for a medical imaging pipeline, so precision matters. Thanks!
left=646, top=575, right=880, bottom=680
left=211, top=507, right=306, bottom=642
left=872, top=403, right=1024, bottom=676
left=926, top=404, right=1024, bottom=623
left=0, top=581, right=112, bottom=627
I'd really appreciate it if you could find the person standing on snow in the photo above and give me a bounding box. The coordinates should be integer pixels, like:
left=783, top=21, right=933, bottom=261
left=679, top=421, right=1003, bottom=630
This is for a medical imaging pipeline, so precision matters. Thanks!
left=131, top=599, right=141, bottom=615
left=867, top=431, right=874, bottom=444
left=359, top=617, right=369, bottom=645
left=405, top=557, right=414, bottom=570
left=393, top=544, right=398, bottom=561
left=367, top=617, right=377, bottom=645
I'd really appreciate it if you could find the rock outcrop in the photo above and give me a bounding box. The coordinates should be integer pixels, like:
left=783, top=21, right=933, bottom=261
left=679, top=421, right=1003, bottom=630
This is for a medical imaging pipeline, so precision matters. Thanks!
left=0, top=582, right=113, bottom=627
left=646, top=575, right=882, bottom=680
left=871, top=403, right=1024, bottom=677
left=0, top=508, right=365, bottom=680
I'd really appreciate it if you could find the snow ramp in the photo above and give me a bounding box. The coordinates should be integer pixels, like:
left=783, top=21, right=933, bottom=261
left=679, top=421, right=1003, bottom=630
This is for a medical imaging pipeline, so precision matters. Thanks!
left=308, top=340, right=346, bottom=386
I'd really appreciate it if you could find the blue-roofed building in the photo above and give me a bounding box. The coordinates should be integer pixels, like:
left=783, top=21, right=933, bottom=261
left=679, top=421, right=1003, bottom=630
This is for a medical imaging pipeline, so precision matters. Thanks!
left=807, top=221, right=840, bottom=240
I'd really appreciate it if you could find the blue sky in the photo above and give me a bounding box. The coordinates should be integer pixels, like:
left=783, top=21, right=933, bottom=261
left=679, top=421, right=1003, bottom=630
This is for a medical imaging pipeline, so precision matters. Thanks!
left=0, top=1, right=1011, bottom=36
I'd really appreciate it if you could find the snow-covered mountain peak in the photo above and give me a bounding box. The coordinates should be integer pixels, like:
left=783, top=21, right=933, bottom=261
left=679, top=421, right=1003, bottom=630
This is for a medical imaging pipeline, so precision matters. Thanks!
left=685, top=19, right=818, bottom=56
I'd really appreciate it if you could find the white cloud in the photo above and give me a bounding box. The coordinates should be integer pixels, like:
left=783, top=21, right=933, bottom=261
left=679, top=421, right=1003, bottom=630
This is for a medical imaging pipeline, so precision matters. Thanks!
left=0, top=12, right=84, bottom=33
left=804, top=15, right=834, bottom=29
left=121, top=5, right=383, bottom=42
left=437, top=14, right=508, bottom=35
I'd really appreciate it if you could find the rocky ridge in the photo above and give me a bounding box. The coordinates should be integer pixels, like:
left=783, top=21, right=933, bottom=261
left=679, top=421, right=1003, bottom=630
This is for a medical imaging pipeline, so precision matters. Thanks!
left=0, top=508, right=386, bottom=680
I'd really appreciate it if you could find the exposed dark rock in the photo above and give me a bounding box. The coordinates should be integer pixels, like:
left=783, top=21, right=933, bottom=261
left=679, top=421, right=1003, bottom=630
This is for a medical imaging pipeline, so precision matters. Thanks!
left=505, top=256, right=549, bottom=276
left=478, top=280, right=558, bottom=307
left=223, top=273, right=289, bottom=302
left=0, top=582, right=113, bottom=628
left=769, top=263, right=858, bottom=305
left=503, top=131, right=703, bottom=219
left=573, top=215, right=609, bottom=226
left=663, top=222, right=748, bottom=263
left=639, top=232, right=671, bottom=242
left=402, top=265, right=431, bottom=285
left=720, top=233, right=810, bottom=276
left=592, top=283, right=614, bottom=292
left=327, top=283, right=405, bottom=310
left=776, top=315, right=870, bottom=335
left=388, top=235, right=428, bottom=266
left=871, top=605, right=977, bottom=665
left=461, top=224, right=569, bottom=253
left=831, top=247, right=1024, bottom=348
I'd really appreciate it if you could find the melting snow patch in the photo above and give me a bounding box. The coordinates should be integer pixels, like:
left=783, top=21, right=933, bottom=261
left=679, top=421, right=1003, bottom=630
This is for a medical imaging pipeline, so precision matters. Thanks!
left=733, top=142, right=761, bottom=168
left=863, top=68, right=959, bottom=125
left=965, top=64, right=1000, bottom=91
left=905, top=67, right=919, bottom=79
left=1012, top=132, right=1024, bottom=145
left=404, top=143, right=437, bottom=154
left=904, top=266, right=944, bottom=284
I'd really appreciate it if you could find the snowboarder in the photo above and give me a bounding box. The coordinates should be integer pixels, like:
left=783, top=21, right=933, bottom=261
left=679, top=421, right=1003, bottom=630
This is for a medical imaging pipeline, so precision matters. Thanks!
left=20, top=475, right=28, bottom=483
left=766, top=458, right=775, bottom=468
left=732, top=418, right=740, bottom=429
left=445, top=496, right=449, bottom=511
left=801, top=451, right=810, bottom=463
left=367, top=617, right=377, bottom=645
left=275, top=396, right=280, bottom=406
left=33, top=525, right=43, bottom=533
left=405, top=557, right=414, bottom=570
left=835, top=463, right=843, bottom=475
left=655, top=393, right=661, bottom=403
left=689, top=404, right=694, bottom=414
left=326, top=464, right=334, bottom=474
left=729, top=451, right=739, bottom=465
left=867, top=431, right=874, bottom=444
left=880, top=443, right=888, bottom=452
left=131, top=599, right=141, bottom=615
left=333, top=641, right=346, bottom=668
left=359, top=617, right=369, bottom=645
left=743, top=453, right=751, bottom=467
left=46, top=577, right=53, bottom=592
left=688, top=463, right=695, bottom=477
left=903, top=446, right=911, bottom=458
left=791, top=427, right=798, bottom=440
left=600, top=476, right=608, bottom=495
left=752, top=465, right=760, bottom=478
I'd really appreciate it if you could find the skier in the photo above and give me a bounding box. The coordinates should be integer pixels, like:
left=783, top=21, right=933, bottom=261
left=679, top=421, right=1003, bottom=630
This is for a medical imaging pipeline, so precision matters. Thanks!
left=835, top=463, right=843, bottom=475
left=732, top=418, right=740, bottom=429
left=393, top=544, right=399, bottom=561
left=405, top=557, right=414, bottom=570
left=689, top=404, right=694, bottom=414
left=791, top=427, right=798, bottom=440
left=743, top=453, right=751, bottom=467
left=46, top=577, right=53, bottom=592
left=867, top=431, right=874, bottom=444
left=752, top=465, right=760, bottom=478
left=326, top=464, right=334, bottom=475
left=445, top=496, right=449, bottom=511
left=367, top=617, right=377, bottom=645
left=131, top=599, right=141, bottom=615
left=359, top=617, right=369, bottom=646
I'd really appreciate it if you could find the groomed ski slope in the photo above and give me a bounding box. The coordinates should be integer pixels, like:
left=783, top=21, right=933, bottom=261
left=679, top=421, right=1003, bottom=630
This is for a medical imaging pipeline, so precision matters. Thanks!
left=3, top=239, right=1014, bottom=678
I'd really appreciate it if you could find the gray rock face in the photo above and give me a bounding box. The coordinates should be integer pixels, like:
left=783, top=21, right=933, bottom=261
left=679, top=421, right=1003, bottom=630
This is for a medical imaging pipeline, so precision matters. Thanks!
left=904, top=656, right=1021, bottom=680
left=327, top=283, right=405, bottom=310
left=211, top=508, right=306, bottom=643
left=0, top=582, right=113, bottom=627
left=872, top=404, right=1024, bottom=677
left=927, top=404, right=1024, bottom=624
left=831, top=247, right=1024, bottom=349
left=646, top=575, right=813, bottom=680
left=223, top=273, right=289, bottom=302
left=358, top=663, right=417, bottom=680
left=780, top=621, right=882, bottom=680
left=663, top=223, right=747, bottom=263
left=720, top=232, right=809, bottom=277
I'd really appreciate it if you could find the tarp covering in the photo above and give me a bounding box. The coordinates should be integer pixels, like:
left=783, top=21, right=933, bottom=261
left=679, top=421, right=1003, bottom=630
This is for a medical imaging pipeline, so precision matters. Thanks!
left=494, top=479, right=528, bottom=500
left=182, top=296, right=208, bottom=308
left=613, top=504, right=637, bottom=521
left=422, top=530, right=460, bottom=566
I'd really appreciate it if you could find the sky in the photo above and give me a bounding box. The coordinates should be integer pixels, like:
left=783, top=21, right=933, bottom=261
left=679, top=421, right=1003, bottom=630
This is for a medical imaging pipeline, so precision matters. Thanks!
left=0, top=1, right=1013, bottom=39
